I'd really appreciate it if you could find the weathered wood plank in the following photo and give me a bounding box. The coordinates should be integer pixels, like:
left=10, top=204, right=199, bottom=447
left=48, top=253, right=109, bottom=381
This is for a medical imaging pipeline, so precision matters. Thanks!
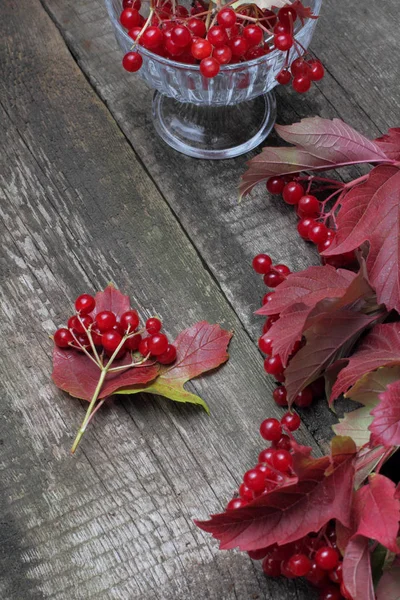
left=0, top=1, right=321, bottom=598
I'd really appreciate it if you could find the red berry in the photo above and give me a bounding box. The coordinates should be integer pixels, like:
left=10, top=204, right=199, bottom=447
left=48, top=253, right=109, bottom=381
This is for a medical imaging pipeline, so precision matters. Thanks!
left=288, top=553, right=312, bottom=577
left=278, top=5, right=297, bottom=26
left=230, top=36, right=249, bottom=57
left=293, top=74, right=311, bottom=93
left=213, top=45, right=232, bottom=64
left=309, top=60, right=325, bottom=81
left=123, top=0, right=141, bottom=8
left=318, top=237, right=334, bottom=253
left=148, top=333, right=169, bottom=356
left=297, top=217, right=316, bottom=240
left=258, top=448, right=275, bottom=464
left=102, top=330, right=123, bottom=353
left=272, top=449, right=293, bottom=472
left=243, top=25, right=263, bottom=47
left=273, top=264, right=291, bottom=277
left=246, top=46, right=265, bottom=60
left=243, top=468, right=266, bottom=492
left=329, top=562, right=343, bottom=584
left=315, top=547, right=340, bottom=571
left=298, top=194, right=320, bottom=217
left=263, top=9, right=277, bottom=28
left=90, top=329, right=103, bottom=346
left=171, top=25, right=192, bottom=48
left=258, top=334, right=273, bottom=355
left=54, top=328, right=74, bottom=348
left=260, top=418, right=282, bottom=442
left=139, top=337, right=150, bottom=356
left=309, top=222, right=329, bottom=244
left=239, top=482, right=254, bottom=501
left=264, top=355, right=284, bottom=376
left=187, top=17, right=206, bottom=38
left=126, top=333, right=142, bottom=351
left=141, top=26, right=164, bottom=49
left=157, top=344, right=177, bottom=364
left=217, top=7, right=236, bottom=28
left=200, top=57, right=220, bottom=78
left=306, top=562, right=329, bottom=587
left=263, top=271, right=284, bottom=287
left=275, top=434, right=291, bottom=450
left=274, top=22, right=290, bottom=35
left=340, top=583, right=353, bottom=599
left=145, top=317, right=162, bottom=334
left=262, top=556, right=281, bottom=576
left=266, top=176, right=285, bottom=194
left=281, top=412, right=301, bottom=431
left=252, top=253, right=272, bottom=274
left=67, top=315, right=79, bottom=331
left=248, top=548, right=269, bottom=560
left=274, top=33, right=293, bottom=51
left=120, top=310, right=139, bottom=332
left=226, top=498, right=248, bottom=510
left=281, top=559, right=296, bottom=578
left=276, top=69, right=291, bottom=85
left=166, top=38, right=184, bottom=56
left=273, top=386, right=288, bottom=407
left=319, top=586, right=342, bottom=600
left=283, top=181, right=305, bottom=205
left=262, top=291, right=275, bottom=306
left=74, top=314, right=93, bottom=334
left=120, top=8, right=140, bottom=28
left=128, top=26, right=142, bottom=40
left=263, top=315, right=279, bottom=333
left=291, top=57, right=309, bottom=77
left=75, top=293, right=95, bottom=314
left=294, top=386, right=314, bottom=407
left=122, top=51, right=143, bottom=72
left=192, top=38, right=212, bottom=60
left=175, top=5, right=189, bottom=17
left=207, top=26, right=228, bottom=48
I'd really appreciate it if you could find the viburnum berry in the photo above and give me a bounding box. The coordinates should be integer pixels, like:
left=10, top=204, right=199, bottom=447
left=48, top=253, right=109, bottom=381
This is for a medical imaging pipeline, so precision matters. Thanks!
left=243, top=468, right=266, bottom=492
left=263, top=271, right=284, bottom=287
left=264, top=355, right=284, bottom=376
left=281, top=412, right=301, bottom=431
left=120, top=310, right=139, bottom=332
left=258, top=334, right=273, bottom=355
left=187, top=17, right=206, bottom=38
left=266, top=176, right=285, bottom=194
left=329, top=562, right=343, bottom=584
left=273, top=386, right=288, bottom=407
left=141, top=26, right=164, bottom=49
left=278, top=5, right=297, bottom=27
left=171, top=25, right=192, bottom=48
left=122, top=51, right=143, bottom=72
left=125, top=333, right=142, bottom=351
left=262, top=556, right=281, bottom=576
left=306, top=562, right=329, bottom=587
left=309, top=222, right=329, bottom=244
left=315, top=547, right=340, bottom=571
left=207, top=26, right=228, bottom=48
left=213, top=45, right=232, bottom=65
left=281, top=559, right=297, bottom=578
left=246, top=47, right=265, bottom=60
left=200, top=57, right=220, bottom=78
left=217, top=7, right=236, bottom=28
left=175, top=4, right=189, bottom=17
left=318, top=237, right=334, bottom=253
left=273, top=264, right=291, bottom=277
left=309, top=60, right=325, bottom=81
left=291, top=57, right=309, bottom=77
left=297, top=217, right=317, bottom=240
left=248, top=548, right=269, bottom=560
left=243, top=25, right=263, bottom=47
left=239, top=482, right=253, bottom=501
left=294, top=386, right=314, bottom=407
left=276, top=69, right=291, bottom=85
left=128, top=26, right=141, bottom=41
left=148, top=333, right=169, bottom=355
left=260, top=417, right=282, bottom=441
left=274, top=22, right=290, bottom=35
left=293, top=74, right=312, bottom=93
left=262, top=291, right=274, bottom=305
left=263, top=315, right=279, bottom=332
left=272, top=449, right=293, bottom=472
left=340, top=583, right=353, bottom=599
left=274, top=33, right=294, bottom=51
left=75, top=293, right=95, bottom=314
left=230, top=36, right=249, bottom=57
left=145, top=317, right=162, bottom=334
left=252, top=253, right=272, bottom=274
left=102, top=330, right=123, bottom=353
left=283, top=181, right=305, bottom=205
left=319, top=586, right=342, bottom=600
left=275, top=434, right=291, bottom=450
left=191, top=39, right=212, bottom=60
left=298, top=194, right=320, bottom=217
left=288, top=553, right=312, bottom=577
left=54, top=328, right=74, bottom=348
left=123, top=0, right=141, bottom=8
left=157, top=344, right=177, bottom=364
left=166, top=38, right=184, bottom=56
left=120, top=7, right=140, bottom=28
left=258, top=447, right=275, bottom=464
left=74, top=314, right=93, bottom=334
left=226, top=498, right=248, bottom=510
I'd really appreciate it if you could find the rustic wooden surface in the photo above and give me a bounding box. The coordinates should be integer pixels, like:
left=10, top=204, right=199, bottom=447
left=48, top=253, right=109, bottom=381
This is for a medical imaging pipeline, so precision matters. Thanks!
left=0, top=0, right=398, bottom=598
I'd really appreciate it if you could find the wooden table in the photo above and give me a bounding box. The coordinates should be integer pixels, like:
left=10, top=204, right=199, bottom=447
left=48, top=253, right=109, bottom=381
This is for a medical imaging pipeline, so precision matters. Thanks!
left=1, top=1, right=398, bottom=598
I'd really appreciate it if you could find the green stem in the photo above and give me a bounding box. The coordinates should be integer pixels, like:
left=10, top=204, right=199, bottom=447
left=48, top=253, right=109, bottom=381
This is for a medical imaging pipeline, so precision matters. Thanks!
left=71, top=369, right=107, bottom=454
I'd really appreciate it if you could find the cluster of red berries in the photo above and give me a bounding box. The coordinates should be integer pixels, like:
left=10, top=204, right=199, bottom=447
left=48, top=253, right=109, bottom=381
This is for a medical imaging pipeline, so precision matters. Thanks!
left=53, top=293, right=177, bottom=365
left=226, top=416, right=351, bottom=599
left=120, top=0, right=324, bottom=87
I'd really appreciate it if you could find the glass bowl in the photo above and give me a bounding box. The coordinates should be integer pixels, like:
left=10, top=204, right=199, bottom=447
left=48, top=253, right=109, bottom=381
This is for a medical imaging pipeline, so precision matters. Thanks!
left=105, top=0, right=322, bottom=158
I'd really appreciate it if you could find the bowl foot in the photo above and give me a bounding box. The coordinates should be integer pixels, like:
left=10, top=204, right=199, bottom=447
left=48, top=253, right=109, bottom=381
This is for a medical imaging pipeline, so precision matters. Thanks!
left=152, top=91, right=277, bottom=160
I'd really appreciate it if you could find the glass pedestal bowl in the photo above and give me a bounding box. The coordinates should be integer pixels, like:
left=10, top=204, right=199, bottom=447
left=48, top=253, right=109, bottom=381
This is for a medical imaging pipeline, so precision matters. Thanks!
left=106, top=0, right=322, bottom=159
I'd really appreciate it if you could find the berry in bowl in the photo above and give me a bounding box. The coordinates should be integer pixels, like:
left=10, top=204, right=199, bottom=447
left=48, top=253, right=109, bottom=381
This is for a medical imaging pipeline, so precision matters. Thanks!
left=106, top=0, right=323, bottom=158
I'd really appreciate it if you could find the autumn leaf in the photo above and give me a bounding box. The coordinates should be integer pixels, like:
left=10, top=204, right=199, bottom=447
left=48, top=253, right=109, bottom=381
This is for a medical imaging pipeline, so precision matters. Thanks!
left=116, top=321, right=232, bottom=412
left=324, top=165, right=400, bottom=312
left=92, top=284, right=130, bottom=318
left=291, top=0, right=317, bottom=22
left=240, top=118, right=391, bottom=198
left=370, top=380, right=400, bottom=447
left=375, top=128, right=400, bottom=161
left=196, top=437, right=356, bottom=551
left=343, top=535, right=375, bottom=600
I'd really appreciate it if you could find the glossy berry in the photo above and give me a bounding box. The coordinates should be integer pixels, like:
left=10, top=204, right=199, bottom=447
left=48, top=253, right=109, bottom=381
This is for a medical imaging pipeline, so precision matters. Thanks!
left=262, top=291, right=274, bottom=305
left=263, top=271, right=284, bottom=287
left=283, top=182, right=305, bottom=205
left=246, top=46, right=265, bottom=60
left=273, top=386, right=288, bottom=407
left=309, top=60, right=325, bottom=81
left=120, top=8, right=140, bottom=28
left=217, top=7, right=236, bottom=28
left=74, top=314, right=93, bottom=334
left=318, top=237, right=334, bottom=253
left=157, top=344, right=177, bottom=364
left=315, top=547, right=340, bottom=571
left=281, top=412, right=301, bottom=431
left=266, top=176, right=285, bottom=194
left=54, top=328, right=74, bottom=348
left=281, top=559, right=296, bottom=578
left=260, top=418, right=282, bottom=442
left=231, top=36, right=249, bottom=57
left=288, top=553, right=312, bottom=577
left=239, top=482, right=254, bottom=501
left=319, top=587, right=342, bottom=600
left=187, top=17, right=206, bottom=37
left=200, top=57, right=220, bottom=78
left=213, top=45, right=232, bottom=64
left=125, top=333, right=142, bottom=351
left=272, top=449, right=293, bottom=472
left=75, top=294, right=95, bottom=314
left=293, top=74, right=311, bottom=93
left=138, top=337, right=150, bottom=356
left=102, top=330, right=123, bottom=353
left=274, top=22, right=290, bottom=35
left=128, top=26, right=141, bottom=40
left=145, top=317, right=162, bottom=334
left=226, top=498, right=248, bottom=510
left=298, top=194, right=320, bottom=217
left=248, top=548, right=269, bottom=560
left=329, top=562, right=343, bottom=584
left=306, top=562, right=328, bottom=587
left=262, top=556, right=281, bottom=577
left=122, top=51, right=143, bottom=72
left=309, top=223, right=329, bottom=244
left=275, top=433, right=291, bottom=450
left=258, top=334, right=273, bottom=355
left=291, top=57, right=309, bottom=77
left=119, top=310, right=139, bottom=332
left=166, top=38, right=184, bottom=56
left=264, top=355, right=284, bottom=377
left=243, top=468, right=266, bottom=492
left=273, top=264, right=291, bottom=277
left=278, top=5, right=297, bottom=26
left=258, top=448, right=275, bottom=465
left=252, top=253, right=272, bottom=274
left=294, top=386, right=314, bottom=407
left=148, top=333, right=169, bottom=356
left=297, top=217, right=316, bottom=240
left=191, top=39, right=212, bottom=60
left=123, top=0, right=141, bottom=8
left=141, top=26, right=164, bottom=49
left=243, top=25, right=263, bottom=47
left=207, top=26, right=228, bottom=48
left=274, top=33, right=293, bottom=51
left=276, top=69, right=291, bottom=85
left=171, top=25, right=192, bottom=48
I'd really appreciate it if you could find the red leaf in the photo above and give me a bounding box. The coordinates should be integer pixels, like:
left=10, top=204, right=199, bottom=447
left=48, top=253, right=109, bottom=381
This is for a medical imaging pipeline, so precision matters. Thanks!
left=52, top=347, right=159, bottom=401
left=375, top=128, right=400, bottom=161
left=343, top=535, right=375, bottom=600
left=376, top=562, right=400, bottom=600
left=92, top=284, right=130, bottom=318
left=240, top=118, right=391, bottom=198
left=330, top=323, right=400, bottom=403
left=291, top=0, right=317, bottom=22
left=370, top=380, right=400, bottom=447
left=324, top=165, right=400, bottom=311
left=196, top=437, right=356, bottom=551
left=285, top=309, right=377, bottom=404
